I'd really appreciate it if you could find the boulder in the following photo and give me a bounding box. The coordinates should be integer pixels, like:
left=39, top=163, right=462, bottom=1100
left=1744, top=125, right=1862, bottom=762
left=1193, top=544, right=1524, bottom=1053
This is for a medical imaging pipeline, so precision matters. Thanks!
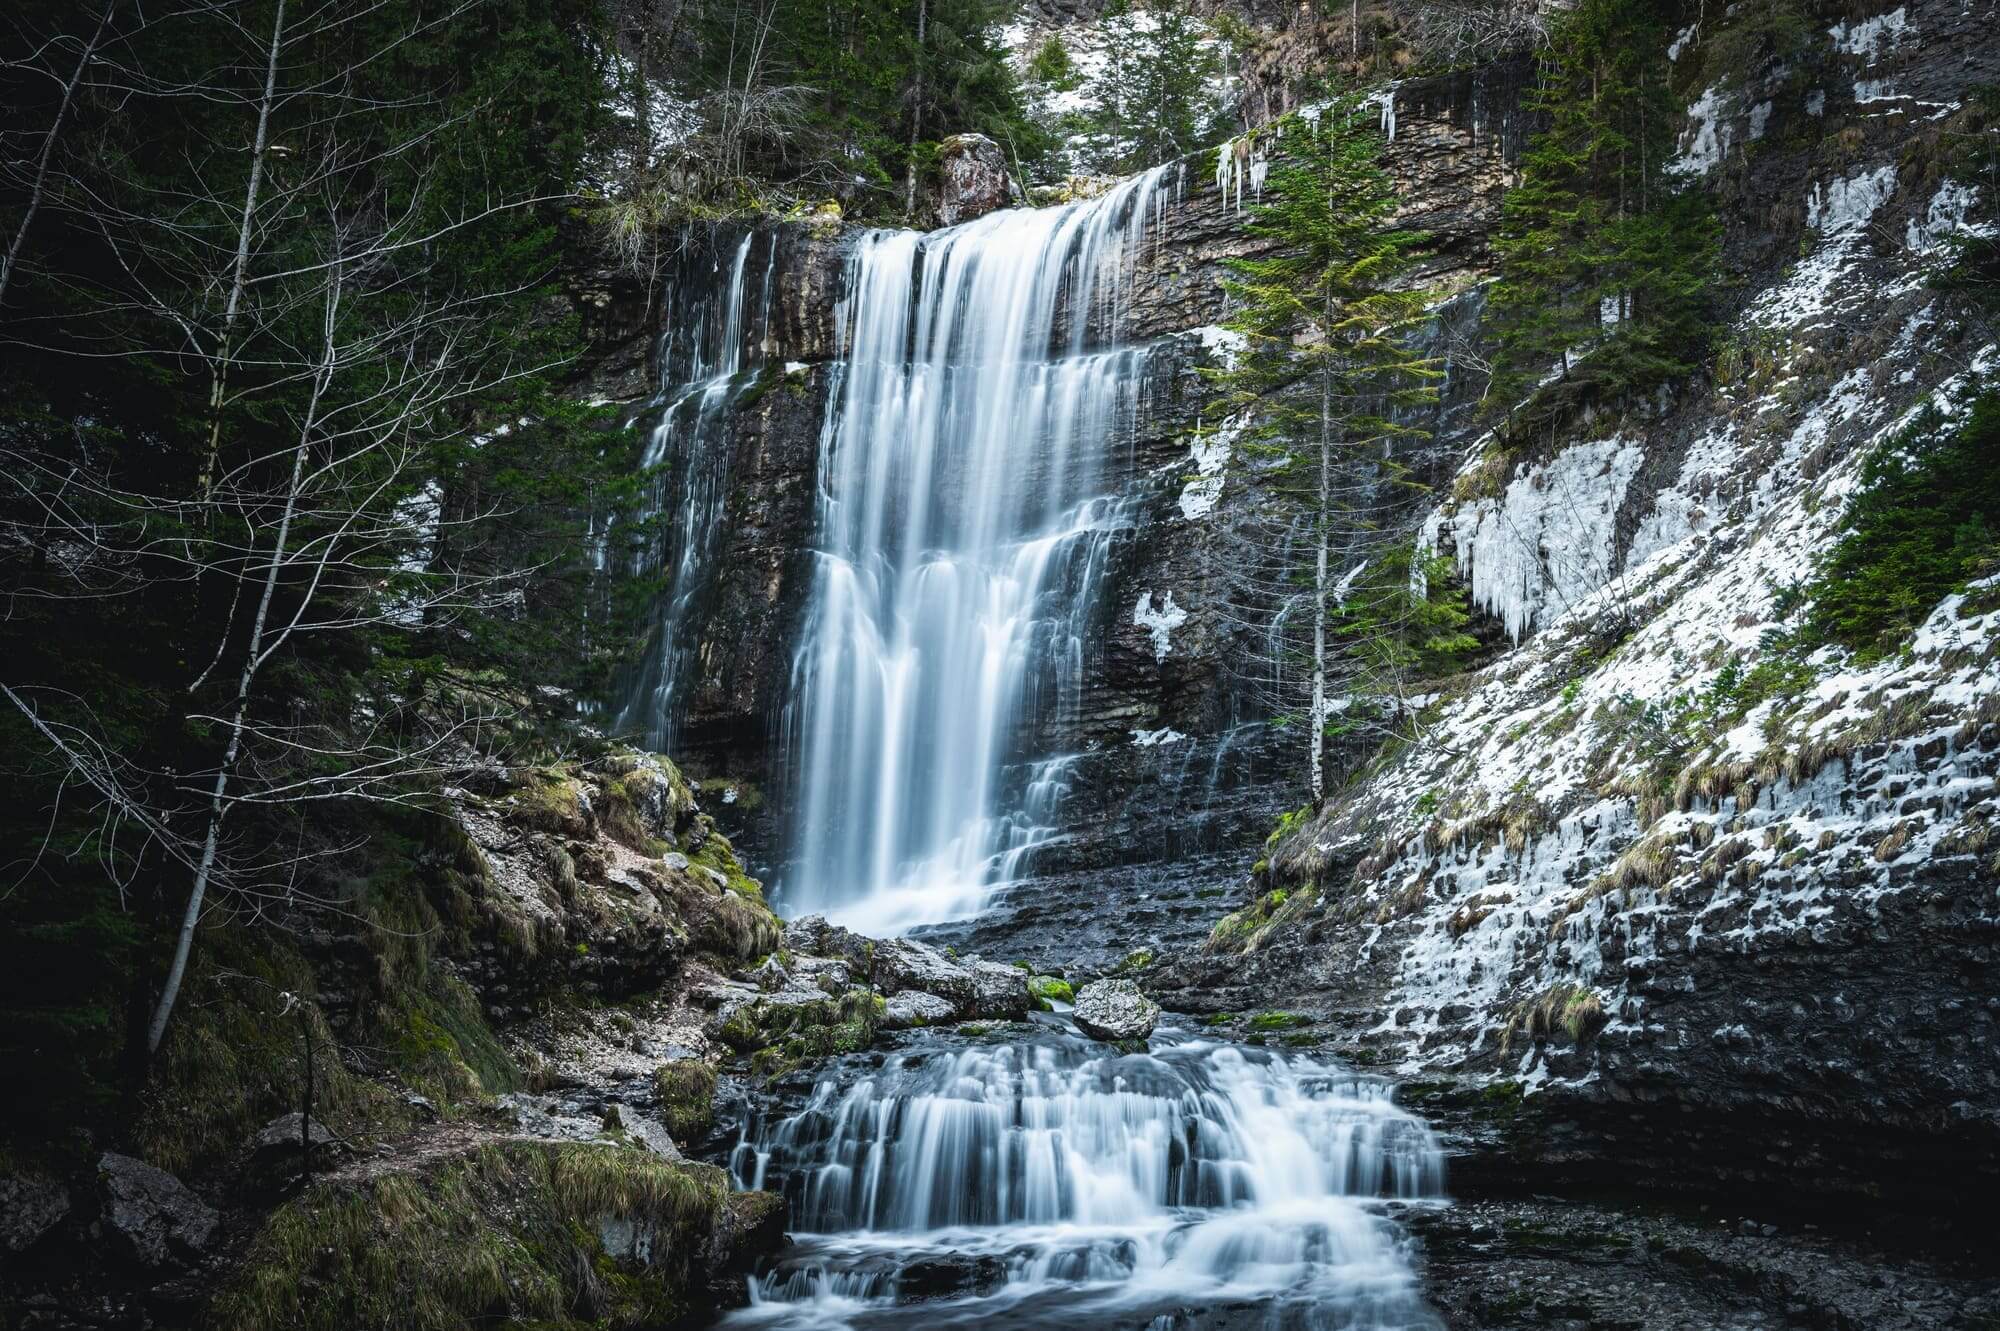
left=898, top=1251, right=1007, bottom=1300
left=963, top=960, right=1031, bottom=1020
left=247, top=1112, right=349, bottom=1183
left=0, top=1173, right=69, bottom=1253
left=98, top=1152, right=218, bottom=1269
left=1072, top=979, right=1161, bottom=1043
left=882, top=990, right=958, bottom=1029
left=932, top=133, right=1013, bottom=228
left=606, top=1104, right=685, bottom=1161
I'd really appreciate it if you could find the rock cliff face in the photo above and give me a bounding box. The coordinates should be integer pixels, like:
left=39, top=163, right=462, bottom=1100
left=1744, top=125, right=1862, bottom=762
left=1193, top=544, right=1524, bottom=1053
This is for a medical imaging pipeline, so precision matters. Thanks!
left=1156, top=0, right=2000, bottom=1223
left=578, top=64, right=1529, bottom=935
left=574, top=0, right=1996, bottom=1228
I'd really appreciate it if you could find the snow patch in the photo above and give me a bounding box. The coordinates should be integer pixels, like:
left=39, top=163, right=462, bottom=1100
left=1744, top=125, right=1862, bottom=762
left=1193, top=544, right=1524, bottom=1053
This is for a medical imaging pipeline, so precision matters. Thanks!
left=1133, top=591, right=1188, bottom=661
left=1670, top=86, right=1732, bottom=177
left=1907, top=181, right=1993, bottom=253
left=1807, top=166, right=1896, bottom=233
left=1179, top=416, right=1240, bottom=521
left=1427, top=438, right=1645, bottom=644
left=1830, top=8, right=1910, bottom=60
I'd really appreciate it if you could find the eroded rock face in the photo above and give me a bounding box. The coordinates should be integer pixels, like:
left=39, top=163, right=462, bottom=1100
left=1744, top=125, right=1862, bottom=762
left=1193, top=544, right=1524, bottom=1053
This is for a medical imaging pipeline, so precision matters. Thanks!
left=932, top=133, right=1013, bottom=227
left=98, top=1153, right=217, bottom=1270
left=1071, top=978, right=1160, bottom=1042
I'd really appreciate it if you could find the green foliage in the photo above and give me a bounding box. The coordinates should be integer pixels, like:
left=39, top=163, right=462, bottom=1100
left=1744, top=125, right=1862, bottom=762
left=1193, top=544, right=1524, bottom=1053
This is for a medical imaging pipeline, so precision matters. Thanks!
left=1089, top=2, right=1227, bottom=170
left=1329, top=542, right=1479, bottom=712
left=1931, top=88, right=2000, bottom=311
left=1801, top=390, right=2000, bottom=659
left=655, top=0, right=1043, bottom=220
left=1027, top=35, right=1078, bottom=89
left=1485, top=0, right=1718, bottom=419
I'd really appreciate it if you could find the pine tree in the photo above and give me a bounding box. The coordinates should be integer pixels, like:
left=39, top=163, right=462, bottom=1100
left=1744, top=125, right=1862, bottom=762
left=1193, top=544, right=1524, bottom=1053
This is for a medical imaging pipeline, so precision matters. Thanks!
left=1485, top=0, right=1718, bottom=419
left=1211, top=101, right=1438, bottom=801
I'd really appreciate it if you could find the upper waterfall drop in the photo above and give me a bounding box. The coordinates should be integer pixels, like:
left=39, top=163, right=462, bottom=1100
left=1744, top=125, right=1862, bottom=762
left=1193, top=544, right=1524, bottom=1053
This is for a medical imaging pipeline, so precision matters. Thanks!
left=781, top=169, right=1170, bottom=932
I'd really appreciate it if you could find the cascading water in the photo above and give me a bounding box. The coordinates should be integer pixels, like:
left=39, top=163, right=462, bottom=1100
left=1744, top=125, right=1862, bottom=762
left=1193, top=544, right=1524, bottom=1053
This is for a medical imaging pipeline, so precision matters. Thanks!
left=615, top=230, right=777, bottom=748
left=780, top=172, right=1167, bottom=933
left=721, top=1018, right=1445, bottom=1329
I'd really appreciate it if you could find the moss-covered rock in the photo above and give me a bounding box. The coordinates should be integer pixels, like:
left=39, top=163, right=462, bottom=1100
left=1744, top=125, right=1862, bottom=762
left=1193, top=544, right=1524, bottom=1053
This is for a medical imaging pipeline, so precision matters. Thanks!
left=1027, top=975, right=1074, bottom=1008
left=651, top=1060, right=717, bottom=1144
left=212, top=1141, right=778, bottom=1330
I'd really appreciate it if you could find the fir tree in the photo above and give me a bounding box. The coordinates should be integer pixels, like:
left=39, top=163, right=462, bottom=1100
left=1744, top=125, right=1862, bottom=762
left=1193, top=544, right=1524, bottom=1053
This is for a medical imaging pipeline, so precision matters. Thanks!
left=1211, top=101, right=1438, bottom=800
left=1485, top=0, right=1718, bottom=421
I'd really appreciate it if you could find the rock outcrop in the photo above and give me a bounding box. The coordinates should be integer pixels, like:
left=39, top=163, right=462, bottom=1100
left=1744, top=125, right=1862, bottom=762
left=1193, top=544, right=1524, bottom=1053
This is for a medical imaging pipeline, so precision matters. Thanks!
left=1168, top=0, right=2000, bottom=1219
left=931, top=132, right=1015, bottom=227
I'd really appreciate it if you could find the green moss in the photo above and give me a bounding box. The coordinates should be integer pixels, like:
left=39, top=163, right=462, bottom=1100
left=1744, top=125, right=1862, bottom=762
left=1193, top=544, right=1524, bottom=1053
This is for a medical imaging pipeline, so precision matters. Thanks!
left=696, top=775, right=764, bottom=813
left=213, top=1141, right=741, bottom=1331
left=133, top=928, right=408, bottom=1178
left=1248, top=1010, right=1312, bottom=1032
left=1110, top=948, right=1154, bottom=976
left=733, top=988, right=884, bottom=1075
left=651, top=1060, right=717, bottom=1143
left=1027, top=975, right=1074, bottom=1007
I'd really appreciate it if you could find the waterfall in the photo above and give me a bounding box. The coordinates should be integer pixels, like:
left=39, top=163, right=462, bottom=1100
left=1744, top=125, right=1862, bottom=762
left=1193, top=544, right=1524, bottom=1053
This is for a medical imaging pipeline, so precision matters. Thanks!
left=615, top=230, right=777, bottom=748
left=780, top=171, right=1168, bottom=932
left=724, top=1022, right=1445, bottom=1329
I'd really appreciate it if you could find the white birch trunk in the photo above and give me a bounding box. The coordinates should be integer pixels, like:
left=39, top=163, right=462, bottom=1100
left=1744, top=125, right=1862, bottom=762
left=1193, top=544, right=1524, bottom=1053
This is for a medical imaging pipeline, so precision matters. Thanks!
left=198, top=0, right=287, bottom=496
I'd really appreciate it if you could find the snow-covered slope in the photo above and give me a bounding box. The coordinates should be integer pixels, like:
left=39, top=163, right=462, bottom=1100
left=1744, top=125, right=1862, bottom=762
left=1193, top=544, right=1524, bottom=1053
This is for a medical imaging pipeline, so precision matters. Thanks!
left=1176, top=0, right=2000, bottom=1206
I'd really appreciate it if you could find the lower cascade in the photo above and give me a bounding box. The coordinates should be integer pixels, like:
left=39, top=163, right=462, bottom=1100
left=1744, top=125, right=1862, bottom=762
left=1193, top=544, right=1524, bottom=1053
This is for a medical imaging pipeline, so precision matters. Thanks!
left=720, top=1016, right=1445, bottom=1329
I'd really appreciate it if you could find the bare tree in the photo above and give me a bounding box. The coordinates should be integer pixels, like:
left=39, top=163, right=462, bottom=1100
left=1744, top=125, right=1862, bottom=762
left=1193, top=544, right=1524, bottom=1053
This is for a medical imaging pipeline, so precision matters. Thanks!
left=1, top=0, right=590, bottom=1054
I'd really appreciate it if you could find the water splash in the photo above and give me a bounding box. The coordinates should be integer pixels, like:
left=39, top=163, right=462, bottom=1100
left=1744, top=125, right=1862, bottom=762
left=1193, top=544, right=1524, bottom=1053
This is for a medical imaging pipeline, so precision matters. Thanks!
left=780, top=171, right=1170, bottom=932
left=723, top=1022, right=1444, bottom=1329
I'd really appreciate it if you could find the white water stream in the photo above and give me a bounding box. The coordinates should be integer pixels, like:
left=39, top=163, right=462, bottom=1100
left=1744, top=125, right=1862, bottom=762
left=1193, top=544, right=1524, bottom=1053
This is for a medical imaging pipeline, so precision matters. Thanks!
left=722, top=1020, right=1444, bottom=1329
left=780, top=172, right=1169, bottom=933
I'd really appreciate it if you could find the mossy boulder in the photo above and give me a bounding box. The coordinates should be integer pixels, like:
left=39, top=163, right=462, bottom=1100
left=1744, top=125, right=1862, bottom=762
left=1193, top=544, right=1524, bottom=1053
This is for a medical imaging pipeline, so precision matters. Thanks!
left=211, top=1141, right=780, bottom=1330
left=1027, top=975, right=1074, bottom=1008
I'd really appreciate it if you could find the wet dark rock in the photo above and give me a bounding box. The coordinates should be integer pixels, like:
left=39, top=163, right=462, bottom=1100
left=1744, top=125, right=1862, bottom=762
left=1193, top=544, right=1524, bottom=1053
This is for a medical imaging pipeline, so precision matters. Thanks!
left=1406, top=1196, right=2000, bottom=1331
left=97, top=1153, right=217, bottom=1271
left=1072, top=978, right=1160, bottom=1042
left=897, top=1251, right=1007, bottom=1301
left=246, top=1113, right=349, bottom=1185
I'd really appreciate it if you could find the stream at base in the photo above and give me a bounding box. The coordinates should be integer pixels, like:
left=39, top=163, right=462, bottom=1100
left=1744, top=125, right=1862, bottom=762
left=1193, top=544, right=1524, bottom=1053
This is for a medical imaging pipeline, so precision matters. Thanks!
left=717, top=1015, right=1446, bottom=1330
